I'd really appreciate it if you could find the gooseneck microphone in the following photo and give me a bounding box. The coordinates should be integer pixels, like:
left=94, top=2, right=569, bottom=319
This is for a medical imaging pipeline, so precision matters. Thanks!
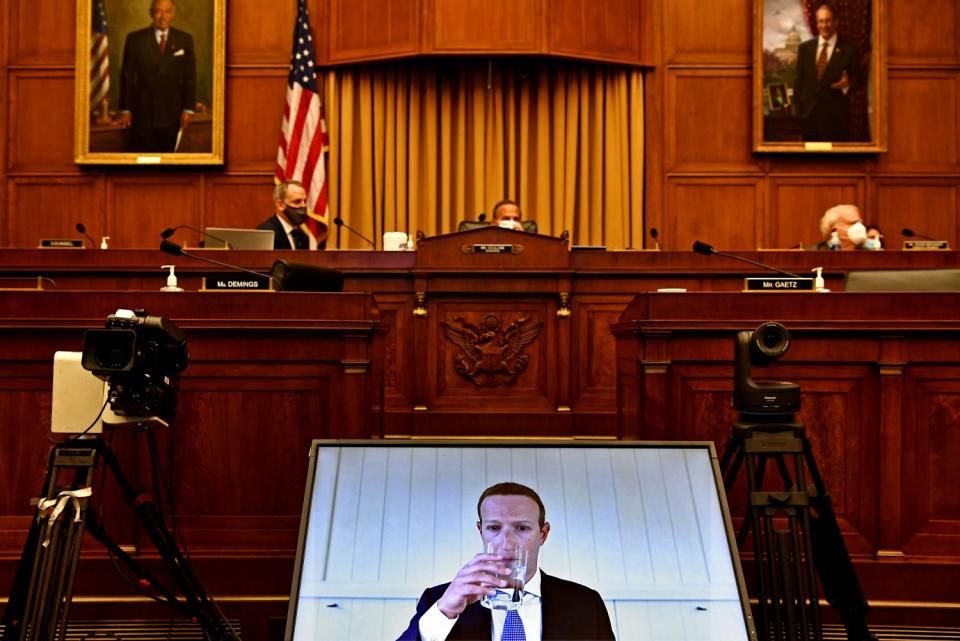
left=649, top=227, right=662, bottom=250
left=333, top=216, right=376, bottom=249
left=160, top=240, right=278, bottom=287
left=160, top=224, right=232, bottom=249
left=75, top=222, right=96, bottom=247
left=692, top=240, right=801, bottom=278
left=901, top=227, right=935, bottom=241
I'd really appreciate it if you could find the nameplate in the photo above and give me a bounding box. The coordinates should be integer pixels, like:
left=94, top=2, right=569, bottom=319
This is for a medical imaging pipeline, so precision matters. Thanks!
left=462, top=243, right=524, bottom=254
left=40, top=239, right=84, bottom=248
left=903, top=240, right=950, bottom=251
left=744, top=277, right=815, bottom=291
left=201, top=272, right=273, bottom=291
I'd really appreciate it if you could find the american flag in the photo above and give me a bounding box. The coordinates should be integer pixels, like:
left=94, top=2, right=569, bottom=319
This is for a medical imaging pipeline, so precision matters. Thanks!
left=275, top=0, right=329, bottom=239
left=90, top=0, right=110, bottom=109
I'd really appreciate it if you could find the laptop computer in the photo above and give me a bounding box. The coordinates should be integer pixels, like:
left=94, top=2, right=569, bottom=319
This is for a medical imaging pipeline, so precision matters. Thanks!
left=204, top=227, right=276, bottom=250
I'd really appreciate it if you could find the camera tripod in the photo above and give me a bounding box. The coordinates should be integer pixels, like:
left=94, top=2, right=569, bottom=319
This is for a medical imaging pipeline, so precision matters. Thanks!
left=1, top=435, right=239, bottom=641
left=719, top=415, right=876, bottom=641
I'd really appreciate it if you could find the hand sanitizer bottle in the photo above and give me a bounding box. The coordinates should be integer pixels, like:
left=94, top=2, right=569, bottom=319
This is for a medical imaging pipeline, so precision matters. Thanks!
left=812, top=266, right=828, bottom=292
left=827, top=230, right=841, bottom=251
left=161, top=265, right=184, bottom=292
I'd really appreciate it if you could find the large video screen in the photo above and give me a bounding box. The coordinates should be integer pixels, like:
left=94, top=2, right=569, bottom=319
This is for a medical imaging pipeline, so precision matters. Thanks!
left=285, top=441, right=756, bottom=641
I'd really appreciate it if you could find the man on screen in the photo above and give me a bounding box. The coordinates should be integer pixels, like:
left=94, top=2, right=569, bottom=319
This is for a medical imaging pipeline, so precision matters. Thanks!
left=396, top=482, right=615, bottom=641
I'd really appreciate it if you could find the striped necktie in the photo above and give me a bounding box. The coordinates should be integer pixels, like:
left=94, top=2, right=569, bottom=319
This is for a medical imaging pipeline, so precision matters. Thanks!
left=502, top=609, right=526, bottom=641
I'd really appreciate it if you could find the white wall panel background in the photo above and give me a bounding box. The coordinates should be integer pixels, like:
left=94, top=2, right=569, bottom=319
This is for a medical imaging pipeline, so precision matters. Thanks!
left=290, top=445, right=751, bottom=641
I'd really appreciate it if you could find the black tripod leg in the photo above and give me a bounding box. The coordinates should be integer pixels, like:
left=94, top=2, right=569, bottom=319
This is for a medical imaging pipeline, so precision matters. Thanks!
left=2, top=443, right=97, bottom=641
left=802, top=440, right=875, bottom=641
left=1, top=443, right=64, bottom=638
left=720, top=435, right=746, bottom=492
left=0, top=517, right=41, bottom=636
left=94, top=440, right=237, bottom=641
left=84, top=513, right=195, bottom=617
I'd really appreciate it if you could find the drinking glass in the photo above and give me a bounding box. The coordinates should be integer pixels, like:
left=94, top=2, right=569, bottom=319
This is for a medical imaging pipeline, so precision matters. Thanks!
left=480, top=542, right=527, bottom=610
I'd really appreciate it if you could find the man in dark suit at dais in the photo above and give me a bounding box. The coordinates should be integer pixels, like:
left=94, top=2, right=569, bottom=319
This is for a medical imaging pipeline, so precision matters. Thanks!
left=117, top=0, right=196, bottom=152
left=793, top=3, right=859, bottom=142
left=396, top=482, right=616, bottom=641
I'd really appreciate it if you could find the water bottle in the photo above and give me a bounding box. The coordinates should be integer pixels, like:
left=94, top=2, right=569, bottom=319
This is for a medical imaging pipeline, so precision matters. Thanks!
left=827, top=230, right=841, bottom=251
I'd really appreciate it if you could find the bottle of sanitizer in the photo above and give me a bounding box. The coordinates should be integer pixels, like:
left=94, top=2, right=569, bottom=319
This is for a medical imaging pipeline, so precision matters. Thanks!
left=827, top=230, right=841, bottom=251
left=812, top=266, right=828, bottom=293
left=160, top=265, right=184, bottom=292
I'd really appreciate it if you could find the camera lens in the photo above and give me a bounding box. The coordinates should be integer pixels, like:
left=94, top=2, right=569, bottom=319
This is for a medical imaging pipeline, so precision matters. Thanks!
left=82, top=329, right=137, bottom=373
left=752, top=322, right=790, bottom=359
left=94, top=343, right=132, bottom=369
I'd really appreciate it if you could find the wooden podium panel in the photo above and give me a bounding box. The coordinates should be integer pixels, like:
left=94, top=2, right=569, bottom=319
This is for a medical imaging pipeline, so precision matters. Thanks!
left=612, top=292, right=960, bottom=616
left=0, top=291, right=384, bottom=606
left=405, top=229, right=577, bottom=434
left=0, top=243, right=957, bottom=437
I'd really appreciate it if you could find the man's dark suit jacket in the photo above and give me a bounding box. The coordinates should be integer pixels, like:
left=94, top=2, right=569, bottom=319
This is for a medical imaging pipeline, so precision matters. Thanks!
left=793, top=37, right=859, bottom=142
left=256, top=214, right=325, bottom=250
left=257, top=215, right=295, bottom=249
left=395, top=571, right=616, bottom=641
left=119, top=26, right=196, bottom=152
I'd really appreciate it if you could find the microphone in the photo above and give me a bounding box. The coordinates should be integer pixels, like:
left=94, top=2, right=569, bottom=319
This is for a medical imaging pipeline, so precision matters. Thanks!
left=901, top=227, right=935, bottom=241
left=478, top=212, right=487, bottom=223
left=649, top=227, right=662, bottom=250
left=160, top=240, right=278, bottom=287
left=160, top=224, right=232, bottom=249
left=333, top=216, right=376, bottom=249
left=75, top=222, right=96, bottom=248
left=692, top=240, right=801, bottom=278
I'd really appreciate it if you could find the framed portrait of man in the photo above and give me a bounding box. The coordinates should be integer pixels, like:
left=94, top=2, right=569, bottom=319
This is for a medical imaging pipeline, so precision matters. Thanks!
left=753, top=0, right=886, bottom=152
left=74, top=0, right=225, bottom=165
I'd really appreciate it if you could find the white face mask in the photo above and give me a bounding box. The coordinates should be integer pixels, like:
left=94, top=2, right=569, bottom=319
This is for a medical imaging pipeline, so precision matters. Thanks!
left=846, top=221, right=867, bottom=246
left=864, top=236, right=881, bottom=250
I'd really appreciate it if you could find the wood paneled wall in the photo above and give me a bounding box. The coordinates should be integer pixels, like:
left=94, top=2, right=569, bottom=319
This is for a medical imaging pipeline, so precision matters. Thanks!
left=0, top=0, right=957, bottom=247
left=645, top=0, right=960, bottom=251
left=0, top=0, right=647, bottom=249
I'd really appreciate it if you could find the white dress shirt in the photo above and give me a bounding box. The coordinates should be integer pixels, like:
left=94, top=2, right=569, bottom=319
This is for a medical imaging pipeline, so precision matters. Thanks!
left=817, top=33, right=838, bottom=63
left=419, top=567, right=544, bottom=641
left=277, top=214, right=318, bottom=250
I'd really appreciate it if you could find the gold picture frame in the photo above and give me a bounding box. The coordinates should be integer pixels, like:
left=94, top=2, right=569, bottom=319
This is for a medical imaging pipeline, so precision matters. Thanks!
left=753, top=0, right=886, bottom=153
left=74, top=0, right=225, bottom=165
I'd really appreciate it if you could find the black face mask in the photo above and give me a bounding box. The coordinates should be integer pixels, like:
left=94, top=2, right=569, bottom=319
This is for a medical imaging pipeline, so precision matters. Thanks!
left=284, top=206, right=308, bottom=226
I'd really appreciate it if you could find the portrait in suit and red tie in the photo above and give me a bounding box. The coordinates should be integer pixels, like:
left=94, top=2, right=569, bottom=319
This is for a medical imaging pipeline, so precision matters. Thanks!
left=76, top=0, right=223, bottom=163
left=756, top=0, right=882, bottom=151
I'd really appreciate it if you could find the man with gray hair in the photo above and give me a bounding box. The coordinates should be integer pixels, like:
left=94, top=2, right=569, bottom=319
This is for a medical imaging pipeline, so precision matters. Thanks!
left=817, top=204, right=866, bottom=250
left=257, top=180, right=326, bottom=249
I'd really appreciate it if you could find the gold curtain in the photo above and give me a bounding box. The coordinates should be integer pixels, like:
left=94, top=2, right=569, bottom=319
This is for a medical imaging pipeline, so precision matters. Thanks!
left=323, top=59, right=644, bottom=249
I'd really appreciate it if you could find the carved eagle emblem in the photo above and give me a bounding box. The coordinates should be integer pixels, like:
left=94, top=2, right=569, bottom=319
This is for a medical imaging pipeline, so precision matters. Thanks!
left=440, top=314, right=542, bottom=387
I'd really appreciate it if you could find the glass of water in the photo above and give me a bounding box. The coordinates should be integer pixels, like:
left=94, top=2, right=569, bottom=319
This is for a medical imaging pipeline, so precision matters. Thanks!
left=480, top=542, right=527, bottom=610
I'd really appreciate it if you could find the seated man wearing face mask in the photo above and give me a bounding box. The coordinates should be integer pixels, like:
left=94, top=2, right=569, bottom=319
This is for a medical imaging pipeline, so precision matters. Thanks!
left=490, top=199, right=539, bottom=234
left=815, top=204, right=868, bottom=250
left=865, top=224, right=884, bottom=250
left=257, top=180, right=327, bottom=250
